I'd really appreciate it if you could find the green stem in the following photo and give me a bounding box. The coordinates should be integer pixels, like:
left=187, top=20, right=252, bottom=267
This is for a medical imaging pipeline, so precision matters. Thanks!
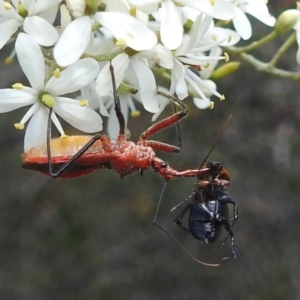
left=229, top=30, right=278, bottom=54
left=269, top=32, right=296, bottom=67
left=237, top=52, right=300, bottom=80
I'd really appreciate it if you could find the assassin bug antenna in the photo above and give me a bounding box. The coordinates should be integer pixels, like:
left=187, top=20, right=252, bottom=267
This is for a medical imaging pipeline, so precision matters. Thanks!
left=198, top=115, right=233, bottom=171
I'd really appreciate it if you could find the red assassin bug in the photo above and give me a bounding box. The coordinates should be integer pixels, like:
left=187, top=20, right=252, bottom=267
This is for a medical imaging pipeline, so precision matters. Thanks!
left=22, top=62, right=209, bottom=181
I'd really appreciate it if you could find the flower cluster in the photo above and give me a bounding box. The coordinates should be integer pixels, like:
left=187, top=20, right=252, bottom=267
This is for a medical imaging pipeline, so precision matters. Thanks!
left=0, top=0, right=275, bottom=150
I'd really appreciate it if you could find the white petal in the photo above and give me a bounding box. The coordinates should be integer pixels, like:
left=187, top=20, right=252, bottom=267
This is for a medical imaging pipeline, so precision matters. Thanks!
left=96, top=53, right=130, bottom=97
left=180, top=14, right=212, bottom=55
left=54, top=97, right=103, bottom=133
left=141, top=44, right=174, bottom=69
left=0, top=19, right=20, bottom=49
left=243, top=3, right=276, bottom=27
left=232, top=9, right=252, bottom=40
left=151, top=88, right=170, bottom=121
left=0, top=89, right=35, bottom=112
left=193, top=97, right=210, bottom=109
left=160, top=0, right=183, bottom=50
left=170, top=61, right=188, bottom=100
left=46, top=58, right=100, bottom=95
left=24, top=105, right=48, bottom=151
left=29, top=0, right=62, bottom=15
left=182, top=0, right=237, bottom=20
left=130, top=58, right=159, bottom=113
left=95, top=12, right=157, bottom=50
left=15, top=33, right=45, bottom=90
left=23, top=16, right=58, bottom=46
left=54, top=16, right=92, bottom=67
left=36, top=4, right=59, bottom=24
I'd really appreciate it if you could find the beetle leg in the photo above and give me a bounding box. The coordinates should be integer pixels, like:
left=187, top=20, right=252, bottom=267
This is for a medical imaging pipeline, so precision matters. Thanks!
left=220, top=216, right=236, bottom=260
left=174, top=204, right=192, bottom=232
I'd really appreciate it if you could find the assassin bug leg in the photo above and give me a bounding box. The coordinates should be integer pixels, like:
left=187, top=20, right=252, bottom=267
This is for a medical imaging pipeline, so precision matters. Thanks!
left=44, top=61, right=121, bottom=178
left=138, top=92, right=187, bottom=153
left=46, top=107, right=102, bottom=178
left=109, top=63, right=125, bottom=136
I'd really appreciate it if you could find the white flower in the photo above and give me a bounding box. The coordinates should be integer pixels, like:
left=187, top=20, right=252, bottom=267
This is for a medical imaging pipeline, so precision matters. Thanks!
left=231, top=0, right=276, bottom=40
left=0, top=33, right=102, bottom=151
left=132, top=0, right=237, bottom=50
left=96, top=53, right=159, bottom=114
left=0, top=0, right=60, bottom=49
left=156, top=14, right=227, bottom=108
left=94, top=12, right=157, bottom=51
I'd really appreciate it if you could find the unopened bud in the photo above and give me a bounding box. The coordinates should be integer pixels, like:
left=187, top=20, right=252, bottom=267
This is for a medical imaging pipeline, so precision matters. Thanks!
left=275, top=9, right=300, bottom=34
left=211, top=62, right=241, bottom=79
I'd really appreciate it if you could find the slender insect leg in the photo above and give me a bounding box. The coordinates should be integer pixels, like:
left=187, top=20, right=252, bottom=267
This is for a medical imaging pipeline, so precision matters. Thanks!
left=173, top=204, right=191, bottom=232
left=138, top=92, right=187, bottom=153
left=109, top=62, right=125, bottom=136
left=153, top=180, right=220, bottom=267
left=46, top=108, right=101, bottom=178
left=220, top=216, right=236, bottom=260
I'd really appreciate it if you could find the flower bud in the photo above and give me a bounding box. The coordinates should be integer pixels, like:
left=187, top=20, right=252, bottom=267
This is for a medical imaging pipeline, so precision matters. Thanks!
left=211, top=62, right=241, bottom=79
left=275, top=9, right=300, bottom=34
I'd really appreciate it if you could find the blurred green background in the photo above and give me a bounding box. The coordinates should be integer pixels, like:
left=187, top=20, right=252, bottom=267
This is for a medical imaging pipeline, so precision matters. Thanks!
left=1, top=2, right=300, bottom=299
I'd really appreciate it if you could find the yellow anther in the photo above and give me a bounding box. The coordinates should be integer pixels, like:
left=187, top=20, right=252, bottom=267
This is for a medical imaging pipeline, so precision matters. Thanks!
left=297, top=2, right=300, bottom=9
left=14, top=123, right=24, bottom=130
left=220, top=94, right=226, bottom=101
left=130, top=110, right=141, bottom=117
left=3, top=2, right=12, bottom=10
left=209, top=0, right=215, bottom=5
left=204, top=62, right=210, bottom=68
left=115, top=39, right=126, bottom=46
left=60, top=134, right=69, bottom=139
left=42, top=94, right=55, bottom=107
left=224, top=52, right=229, bottom=62
left=227, top=35, right=232, bottom=43
left=129, top=6, right=137, bottom=17
left=53, top=68, right=60, bottom=78
left=211, top=34, right=217, bottom=41
left=79, top=99, right=89, bottom=106
left=209, top=102, right=214, bottom=109
left=5, top=56, right=13, bottom=64
left=12, top=83, right=24, bottom=90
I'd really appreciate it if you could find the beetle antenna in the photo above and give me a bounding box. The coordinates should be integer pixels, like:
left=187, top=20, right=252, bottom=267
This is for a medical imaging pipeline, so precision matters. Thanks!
left=154, top=181, right=220, bottom=267
left=198, top=115, right=233, bottom=171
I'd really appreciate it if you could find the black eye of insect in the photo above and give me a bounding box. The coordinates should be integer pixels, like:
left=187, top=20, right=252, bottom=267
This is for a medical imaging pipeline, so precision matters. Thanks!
left=160, top=162, right=168, bottom=168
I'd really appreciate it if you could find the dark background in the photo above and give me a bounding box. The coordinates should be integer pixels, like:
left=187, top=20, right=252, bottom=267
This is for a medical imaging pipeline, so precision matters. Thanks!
left=0, top=2, right=299, bottom=299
